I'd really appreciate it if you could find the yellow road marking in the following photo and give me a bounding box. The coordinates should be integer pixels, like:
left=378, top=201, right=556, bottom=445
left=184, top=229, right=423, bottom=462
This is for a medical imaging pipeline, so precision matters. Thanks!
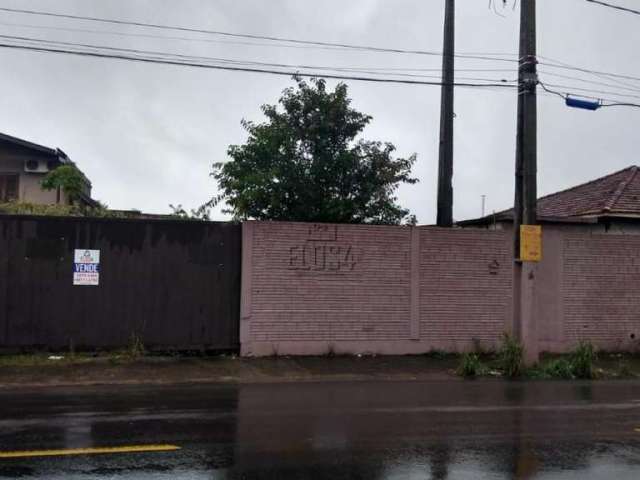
left=0, top=444, right=180, bottom=459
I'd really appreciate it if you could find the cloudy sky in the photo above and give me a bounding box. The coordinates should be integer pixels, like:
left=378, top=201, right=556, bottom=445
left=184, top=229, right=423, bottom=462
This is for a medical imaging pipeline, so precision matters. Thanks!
left=0, top=0, right=638, bottom=222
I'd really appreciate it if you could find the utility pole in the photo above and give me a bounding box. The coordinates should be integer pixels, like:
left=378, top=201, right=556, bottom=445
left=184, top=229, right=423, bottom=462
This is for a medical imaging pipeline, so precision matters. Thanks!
left=436, top=0, right=455, bottom=227
left=514, top=0, right=538, bottom=245
left=513, top=0, right=539, bottom=364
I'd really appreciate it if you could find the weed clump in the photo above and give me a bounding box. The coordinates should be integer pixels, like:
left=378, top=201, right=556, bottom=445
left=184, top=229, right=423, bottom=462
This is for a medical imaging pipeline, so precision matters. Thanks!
left=570, top=341, right=596, bottom=379
left=456, top=353, right=484, bottom=378
left=535, top=358, right=574, bottom=379
left=498, top=333, right=524, bottom=378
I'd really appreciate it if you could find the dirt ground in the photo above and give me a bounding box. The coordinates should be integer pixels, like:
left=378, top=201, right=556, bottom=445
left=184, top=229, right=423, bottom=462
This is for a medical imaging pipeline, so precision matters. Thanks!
left=1, top=352, right=638, bottom=388
left=0, top=354, right=460, bottom=388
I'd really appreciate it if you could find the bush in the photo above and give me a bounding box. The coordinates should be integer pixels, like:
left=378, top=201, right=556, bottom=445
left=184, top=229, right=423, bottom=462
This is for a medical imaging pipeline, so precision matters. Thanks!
left=456, top=353, right=484, bottom=378
left=570, top=341, right=596, bottom=379
left=498, top=333, right=524, bottom=378
left=0, top=201, right=119, bottom=218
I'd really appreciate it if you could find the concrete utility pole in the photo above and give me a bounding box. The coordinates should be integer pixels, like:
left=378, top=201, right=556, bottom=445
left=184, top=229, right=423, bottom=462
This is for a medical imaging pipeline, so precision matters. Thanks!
left=436, top=0, right=455, bottom=227
left=514, top=0, right=539, bottom=364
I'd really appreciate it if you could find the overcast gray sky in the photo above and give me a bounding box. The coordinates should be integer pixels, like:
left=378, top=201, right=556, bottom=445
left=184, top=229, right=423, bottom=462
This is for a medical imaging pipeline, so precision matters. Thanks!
left=0, top=0, right=638, bottom=222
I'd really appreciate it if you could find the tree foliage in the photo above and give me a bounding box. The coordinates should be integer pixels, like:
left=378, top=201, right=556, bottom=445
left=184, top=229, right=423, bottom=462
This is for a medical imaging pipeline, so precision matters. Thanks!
left=207, top=76, right=418, bottom=224
left=41, top=164, right=86, bottom=204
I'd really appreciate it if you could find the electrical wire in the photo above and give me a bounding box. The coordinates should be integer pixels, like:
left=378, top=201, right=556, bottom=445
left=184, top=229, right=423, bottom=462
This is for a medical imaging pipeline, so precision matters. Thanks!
left=539, top=80, right=640, bottom=108
left=0, top=20, right=519, bottom=60
left=2, top=7, right=640, bottom=104
left=538, top=70, right=640, bottom=94
left=538, top=54, right=640, bottom=92
left=0, top=34, right=518, bottom=84
left=5, top=34, right=640, bottom=104
left=538, top=81, right=640, bottom=101
left=0, top=40, right=520, bottom=89
left=0, top=6, right=520, bottom=63
left=5, top=5, right=640, bottom=94
left=584, top=0, right=640, bottom=15
left=539, top=59, right=640, bottom=84
left=599, top=102, right=640, bottom=108
left=0, top=20, right=355, bottom=52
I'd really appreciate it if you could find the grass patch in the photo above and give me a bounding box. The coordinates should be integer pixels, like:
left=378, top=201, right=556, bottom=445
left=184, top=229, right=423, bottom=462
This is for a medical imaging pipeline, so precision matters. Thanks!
left=529, top=341, right=598, bottom=379
left=530, top=358, right=575, bottom=379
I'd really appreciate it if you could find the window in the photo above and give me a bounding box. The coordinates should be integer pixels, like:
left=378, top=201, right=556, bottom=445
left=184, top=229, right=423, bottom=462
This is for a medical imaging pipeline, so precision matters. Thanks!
left=0, top=174, right=19, bottom=202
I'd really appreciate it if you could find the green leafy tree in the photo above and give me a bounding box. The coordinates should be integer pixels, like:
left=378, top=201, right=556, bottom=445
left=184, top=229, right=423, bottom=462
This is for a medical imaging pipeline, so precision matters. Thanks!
left=41, top=164, right=85, bottom=204
left=206, top=76, right=418, bottom=224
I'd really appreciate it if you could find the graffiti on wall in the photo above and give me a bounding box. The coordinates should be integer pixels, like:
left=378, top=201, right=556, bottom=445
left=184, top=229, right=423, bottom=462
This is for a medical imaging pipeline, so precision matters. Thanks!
left=288, top=224, right=358, bottom=272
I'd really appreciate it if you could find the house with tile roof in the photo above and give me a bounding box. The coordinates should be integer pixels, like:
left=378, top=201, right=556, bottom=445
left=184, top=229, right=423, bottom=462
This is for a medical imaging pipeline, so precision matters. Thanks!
left=0, top=131, right=95, bottom=207
left=458, top=166, right=640, bottom=233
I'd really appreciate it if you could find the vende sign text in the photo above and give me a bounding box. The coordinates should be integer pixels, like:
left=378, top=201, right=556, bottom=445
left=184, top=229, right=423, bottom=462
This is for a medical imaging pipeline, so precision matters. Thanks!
left=73, top=249, right=100, bottom=286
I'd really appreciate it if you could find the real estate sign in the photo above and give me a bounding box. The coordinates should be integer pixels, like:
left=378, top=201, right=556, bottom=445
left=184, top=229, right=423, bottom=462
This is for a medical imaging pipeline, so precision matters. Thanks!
left=73, top=249, right=100, bottom=286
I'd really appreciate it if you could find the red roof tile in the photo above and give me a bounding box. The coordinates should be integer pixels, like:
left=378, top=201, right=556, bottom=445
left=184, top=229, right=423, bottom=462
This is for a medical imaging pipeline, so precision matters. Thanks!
left=460, top=166, right=640, bottom=224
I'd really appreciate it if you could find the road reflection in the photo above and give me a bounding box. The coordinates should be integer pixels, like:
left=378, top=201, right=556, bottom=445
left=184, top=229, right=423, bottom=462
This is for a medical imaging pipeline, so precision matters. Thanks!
left=0, top=381, right=639, bottom=479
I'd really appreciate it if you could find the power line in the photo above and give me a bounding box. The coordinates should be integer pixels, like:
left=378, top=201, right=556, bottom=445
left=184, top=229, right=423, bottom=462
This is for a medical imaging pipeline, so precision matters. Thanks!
left=5, top=35, right=640, bottom=102
left=0, top=20, right=352, bottom=52
left=4, top=6, right=640, bottom=102
left=538, top=70, right=640, bottom=94
left=0, top=40, right=520, bottom=89
left=0, top=20, right=519, bottom=59
left=0, top=6, right=519, bottom=63
left=538, top=54, right=640, bottom=92
left=538, top=59, right=640, bottom=84
left=600, top=102, right=640, bottom=108
left=539, top=81, right=640, bottom=101
left=584, top=0, right=640, bottom=15
left=0, top=22, right=523, bottom=73
left=0, top=34, right=518, bottom=83
left=539, top=81, right=640, bottom=108
left=5, top=6, right=640, bottom=90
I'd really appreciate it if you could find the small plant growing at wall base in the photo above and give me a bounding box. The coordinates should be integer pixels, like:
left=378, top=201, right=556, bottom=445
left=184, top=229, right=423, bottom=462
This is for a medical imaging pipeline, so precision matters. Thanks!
left=498, top=333, right=524, bottom=378
left=126, top=333, right=145, bottom=359
left=456, top=353, right=485, bottom=378
left=570, top=340, right=597, bottom=379
left=536, top=358, right=575, bottom=379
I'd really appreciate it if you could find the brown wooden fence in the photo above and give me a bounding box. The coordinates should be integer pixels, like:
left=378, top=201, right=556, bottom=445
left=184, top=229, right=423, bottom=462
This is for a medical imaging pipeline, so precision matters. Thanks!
left=0, top=215, right=241, bottom=352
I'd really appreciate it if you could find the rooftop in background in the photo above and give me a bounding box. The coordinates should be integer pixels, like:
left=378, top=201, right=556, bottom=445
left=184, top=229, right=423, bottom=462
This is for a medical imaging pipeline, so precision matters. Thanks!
left=0, top=131, right=95, bottom=207
left=0, top=131, right=70, bottom=161
left=459, top=166, right=640, bottom=226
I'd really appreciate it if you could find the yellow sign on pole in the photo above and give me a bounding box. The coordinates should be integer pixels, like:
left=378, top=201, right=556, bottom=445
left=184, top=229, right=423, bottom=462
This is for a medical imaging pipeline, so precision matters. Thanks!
left=520, top=225, right=542, bottom=262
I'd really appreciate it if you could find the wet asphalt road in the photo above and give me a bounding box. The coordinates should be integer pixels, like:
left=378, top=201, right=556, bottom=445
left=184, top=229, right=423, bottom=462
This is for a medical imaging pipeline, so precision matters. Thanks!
left=1, top=380, right=640, bottom=479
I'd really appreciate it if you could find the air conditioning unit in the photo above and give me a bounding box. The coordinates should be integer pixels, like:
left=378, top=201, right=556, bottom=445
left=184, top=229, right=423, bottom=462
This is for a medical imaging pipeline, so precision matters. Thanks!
left=24, top=159, right=50, bottom=173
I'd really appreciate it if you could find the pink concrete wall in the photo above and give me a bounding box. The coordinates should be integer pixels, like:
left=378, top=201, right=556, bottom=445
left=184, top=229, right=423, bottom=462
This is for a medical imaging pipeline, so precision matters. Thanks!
left=241, top=221, right=513, bottom=356
left=562, top=233, right=640, bottom=351
left=419, top=229, right=513, bottom=350
left=241, top=221, right=640, bottom=356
